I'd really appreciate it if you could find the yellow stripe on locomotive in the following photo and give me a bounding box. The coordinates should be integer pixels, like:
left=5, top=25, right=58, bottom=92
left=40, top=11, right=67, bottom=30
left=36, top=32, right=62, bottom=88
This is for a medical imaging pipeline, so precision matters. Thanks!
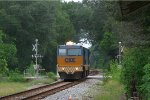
left=57, top=43, right=90, bottom=79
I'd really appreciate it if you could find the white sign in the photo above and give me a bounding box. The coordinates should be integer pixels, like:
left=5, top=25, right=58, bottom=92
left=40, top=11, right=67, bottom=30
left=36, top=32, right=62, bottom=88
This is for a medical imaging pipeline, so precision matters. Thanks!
left=32, top=44, right=36, bottom=51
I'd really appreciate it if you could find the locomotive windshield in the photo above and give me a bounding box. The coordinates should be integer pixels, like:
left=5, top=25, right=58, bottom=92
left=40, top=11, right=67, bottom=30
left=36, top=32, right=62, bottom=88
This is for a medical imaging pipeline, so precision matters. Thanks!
left=59, top=49, right=66, bottom=55
left=68, top=49, right=81, bottom=56
left=58, top=48, right=82, bottom=56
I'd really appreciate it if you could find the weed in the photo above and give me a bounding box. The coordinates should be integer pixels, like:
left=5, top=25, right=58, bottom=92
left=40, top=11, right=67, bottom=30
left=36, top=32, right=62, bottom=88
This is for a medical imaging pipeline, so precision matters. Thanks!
left=46, top=72, right=56, bottom=80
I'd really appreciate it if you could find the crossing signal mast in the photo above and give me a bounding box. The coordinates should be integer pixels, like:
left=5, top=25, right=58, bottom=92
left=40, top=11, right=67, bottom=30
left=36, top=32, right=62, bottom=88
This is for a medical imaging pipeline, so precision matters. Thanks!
left=32, top=39, right=43, bottom=78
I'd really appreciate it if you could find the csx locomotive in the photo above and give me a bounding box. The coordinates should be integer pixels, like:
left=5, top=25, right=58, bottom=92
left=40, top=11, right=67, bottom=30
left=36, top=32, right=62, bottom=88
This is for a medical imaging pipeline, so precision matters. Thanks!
left=57, top=41, right=90, bottom=79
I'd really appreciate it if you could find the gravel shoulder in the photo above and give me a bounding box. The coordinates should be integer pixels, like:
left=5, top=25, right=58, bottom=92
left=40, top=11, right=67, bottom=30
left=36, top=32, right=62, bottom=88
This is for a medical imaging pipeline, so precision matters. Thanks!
left=43, top=75, right=103, bottom=100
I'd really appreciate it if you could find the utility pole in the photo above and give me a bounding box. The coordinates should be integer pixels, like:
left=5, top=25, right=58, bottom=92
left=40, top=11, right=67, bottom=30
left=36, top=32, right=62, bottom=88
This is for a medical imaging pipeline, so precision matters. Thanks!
left=32, top=39, right=43, bottom=78
left=118, top=42, right=122, bottom=65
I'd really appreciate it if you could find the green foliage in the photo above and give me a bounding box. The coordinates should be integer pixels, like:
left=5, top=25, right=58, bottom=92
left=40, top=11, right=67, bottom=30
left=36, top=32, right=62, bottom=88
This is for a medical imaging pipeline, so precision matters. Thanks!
left=0, top=1, right=76, bottom=72
left=47, top=72, right=56, bottom=80
left=25, top=62, right=35, bottom=77
left=0, top=30, right=4, bottom=43
left=0, top=30, right=17, bottom=73
left=0, top=59, right=8, bottom=75
left=9, top=70, right=25, bottom=82
left=110, top=61, right=121, bottom=81
left=100, top=31, right=117, bottom=68
left=103, top=61, right=121, bottom=83
left=140, top=64, right=150, bottom=99
left=95, top=80, right=125, bottom=100
left=121, top=48, right=150, bottom=97
left=0, top=44, right=18, bottom=69
left=100, top=32, right=114, bottom=52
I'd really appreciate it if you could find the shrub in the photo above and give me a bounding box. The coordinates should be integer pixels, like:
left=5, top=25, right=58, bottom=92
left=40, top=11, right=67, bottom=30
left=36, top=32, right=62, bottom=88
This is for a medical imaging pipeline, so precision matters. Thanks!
left=0, top=59, right=8, bottom=75
left=25, top=62, right=35, bottom=77
left=121, top=48, right=150, bottom=98
left=110, top=61, right=121, bottom=81
left=140, top=64, right=150, bottom=99
left=47, top=72, right=56, bottom=80
left=0, top=74, right=2, bottom=79
left=9, top=70, right=25, bottom=82
left=103, top=61, right=121, bottom=84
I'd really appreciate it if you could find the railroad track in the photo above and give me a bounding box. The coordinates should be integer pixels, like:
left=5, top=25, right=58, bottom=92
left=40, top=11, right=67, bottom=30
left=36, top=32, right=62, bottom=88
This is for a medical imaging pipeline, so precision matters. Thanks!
left=0, top=70, right=99, bottom=100
left=89, top=70, right=100, bottom=75
left=0, top=80, right=83, bottom=100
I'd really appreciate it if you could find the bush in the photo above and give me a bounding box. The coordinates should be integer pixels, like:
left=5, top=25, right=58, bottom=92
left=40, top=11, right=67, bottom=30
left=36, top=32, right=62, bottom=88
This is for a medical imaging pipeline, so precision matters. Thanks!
left=25, top=62, right=35, bottom=77
left=0, top=74, right=2, bottom=79
left=0, top=59, right=8, bottom=75
left=140, top=64, right=150, bottom=99
left=95, top=80, right=125, bottom=100
left=9, top=70, right=25, bottom=82
left=121, top=48, right=150, bottom=98
left=103, top=61, right=121, bottom=84
left=110, top=61, right=121, bottom=81
left=47, top=72, right=56, bottom=80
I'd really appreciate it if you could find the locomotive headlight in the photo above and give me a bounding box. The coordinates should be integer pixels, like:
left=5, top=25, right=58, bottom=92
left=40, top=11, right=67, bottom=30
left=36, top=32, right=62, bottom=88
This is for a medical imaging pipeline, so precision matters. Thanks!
left=75, top=67, right=79, bottom=70
left=62, top=67, right=65, bottom=70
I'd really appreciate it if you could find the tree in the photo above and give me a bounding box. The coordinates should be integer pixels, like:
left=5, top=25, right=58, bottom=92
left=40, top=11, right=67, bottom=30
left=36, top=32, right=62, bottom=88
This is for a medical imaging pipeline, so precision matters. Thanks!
left=0, top=1, right=76, bottom=72
left=0, top=30, right=17, bottom=73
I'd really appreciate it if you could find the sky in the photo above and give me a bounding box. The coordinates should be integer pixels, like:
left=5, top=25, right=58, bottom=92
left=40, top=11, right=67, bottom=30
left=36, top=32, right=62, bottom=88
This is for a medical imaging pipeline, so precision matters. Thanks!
left=62, top=0, right=83, bottom=2
left=80, top=38, right=92, bottom=48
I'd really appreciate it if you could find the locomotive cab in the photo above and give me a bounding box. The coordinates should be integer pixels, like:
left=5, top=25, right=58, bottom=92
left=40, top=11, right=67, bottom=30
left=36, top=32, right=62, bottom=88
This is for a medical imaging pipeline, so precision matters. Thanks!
left=57, top=42, right=90, bottom=80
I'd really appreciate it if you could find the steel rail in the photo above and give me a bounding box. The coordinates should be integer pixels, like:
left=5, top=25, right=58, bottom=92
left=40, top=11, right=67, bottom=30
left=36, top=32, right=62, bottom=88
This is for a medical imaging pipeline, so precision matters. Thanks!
left=0, top=80, right=84, bottom=100
left=0, top=81, right=64, bottom=100
left=23, top=81, right=81, bottom=100
left=0, top=70, right=99, bottom=100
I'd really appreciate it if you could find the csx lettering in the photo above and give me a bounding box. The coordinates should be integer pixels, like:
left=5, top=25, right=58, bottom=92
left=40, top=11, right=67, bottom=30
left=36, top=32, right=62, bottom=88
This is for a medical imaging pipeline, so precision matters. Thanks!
left=65, top=58, right=75, bottom=62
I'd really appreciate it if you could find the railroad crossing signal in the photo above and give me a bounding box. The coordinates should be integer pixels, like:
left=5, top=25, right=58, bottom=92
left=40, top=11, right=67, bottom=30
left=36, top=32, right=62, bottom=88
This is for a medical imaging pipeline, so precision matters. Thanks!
left=32, top=39, right=43, bottom=78
left=118, top=42, right=123, bottom=65
left=32, top=54, right=43, bottom=58
left=32, top=39, right=38, bottom=52
left=32, top=44, right=36, bottom=52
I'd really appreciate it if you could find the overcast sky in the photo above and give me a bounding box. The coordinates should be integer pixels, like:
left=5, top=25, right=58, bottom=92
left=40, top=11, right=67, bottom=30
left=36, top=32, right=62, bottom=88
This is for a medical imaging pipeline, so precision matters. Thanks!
left=62, top=0, right=82, bottom=2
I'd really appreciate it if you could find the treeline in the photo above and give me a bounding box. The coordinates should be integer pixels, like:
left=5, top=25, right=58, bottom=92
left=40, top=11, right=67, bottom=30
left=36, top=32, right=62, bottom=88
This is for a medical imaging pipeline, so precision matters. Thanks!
left=0, top=0, right=119, bottom=73
left=0, top=1, right=76, bottom=73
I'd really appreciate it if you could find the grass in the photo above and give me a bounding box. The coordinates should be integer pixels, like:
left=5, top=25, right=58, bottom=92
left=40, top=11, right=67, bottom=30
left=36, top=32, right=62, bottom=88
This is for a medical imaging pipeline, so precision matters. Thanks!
left=0, top=78, right=54, bottom=97
left=0, top=82, right=28, bottom=97
left=95, top=80, right=125, bottom=100
left=28, top=78, right=54, bottom=85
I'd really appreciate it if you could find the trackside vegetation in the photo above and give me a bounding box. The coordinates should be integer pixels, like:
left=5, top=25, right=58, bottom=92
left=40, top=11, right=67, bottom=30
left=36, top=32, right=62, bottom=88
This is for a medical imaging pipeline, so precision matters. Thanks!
left=0, top=78, right=54, bottom=97
left=95, top=80, right=125, bottom=100
left=95, top=62, right=125, bottom=100
left=121, top=48, right=150, bottom=99
left=0, top=72, right=55, bottom=97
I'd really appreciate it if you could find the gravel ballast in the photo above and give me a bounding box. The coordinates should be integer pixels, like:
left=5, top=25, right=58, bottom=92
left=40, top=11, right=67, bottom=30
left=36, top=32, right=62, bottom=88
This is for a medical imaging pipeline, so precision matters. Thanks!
left=43, top=75, right=103, bottom=100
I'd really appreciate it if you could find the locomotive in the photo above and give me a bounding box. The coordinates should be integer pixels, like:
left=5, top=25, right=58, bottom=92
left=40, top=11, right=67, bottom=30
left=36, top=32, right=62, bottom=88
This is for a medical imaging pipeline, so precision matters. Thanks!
left=57, top=41, right=90, bottom=79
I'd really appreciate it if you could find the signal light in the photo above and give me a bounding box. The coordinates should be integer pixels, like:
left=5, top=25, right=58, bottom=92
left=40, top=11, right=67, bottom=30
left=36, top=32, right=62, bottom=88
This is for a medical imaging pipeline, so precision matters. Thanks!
left=62, top=67, right=65, bottom=70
